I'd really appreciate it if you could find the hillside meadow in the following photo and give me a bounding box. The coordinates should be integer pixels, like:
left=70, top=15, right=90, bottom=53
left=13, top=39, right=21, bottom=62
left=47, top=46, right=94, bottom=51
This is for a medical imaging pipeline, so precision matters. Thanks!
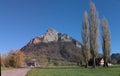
left=26, top=66, right=120, bottom=76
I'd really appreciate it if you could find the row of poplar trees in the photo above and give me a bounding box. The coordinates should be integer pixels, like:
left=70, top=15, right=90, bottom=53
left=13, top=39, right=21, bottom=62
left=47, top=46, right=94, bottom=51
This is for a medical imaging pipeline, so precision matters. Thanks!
left=81, top=2, right=111, bottom=68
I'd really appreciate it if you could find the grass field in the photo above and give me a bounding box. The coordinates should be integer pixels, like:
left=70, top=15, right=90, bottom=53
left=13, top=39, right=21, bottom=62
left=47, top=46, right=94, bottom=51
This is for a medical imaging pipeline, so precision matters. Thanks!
left=26, top=66, right=120, bottom=76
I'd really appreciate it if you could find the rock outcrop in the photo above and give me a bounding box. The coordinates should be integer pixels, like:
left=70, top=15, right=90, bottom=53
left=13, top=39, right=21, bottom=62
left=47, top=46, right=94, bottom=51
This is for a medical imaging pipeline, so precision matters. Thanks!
left=43, top=28, right=58, bottom=42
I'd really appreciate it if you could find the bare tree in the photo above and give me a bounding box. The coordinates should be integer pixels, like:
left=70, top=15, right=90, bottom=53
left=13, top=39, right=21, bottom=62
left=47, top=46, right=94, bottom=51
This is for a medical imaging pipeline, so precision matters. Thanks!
left=102, top=17, right=111, bottom=67
left=82, top=11, right=90, bottom=68
left=89, top=2, right=100, bottom=68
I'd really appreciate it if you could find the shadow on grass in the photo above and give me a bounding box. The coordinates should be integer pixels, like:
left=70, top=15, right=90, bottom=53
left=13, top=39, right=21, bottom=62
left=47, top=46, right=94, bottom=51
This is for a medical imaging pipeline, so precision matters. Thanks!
left=34, top=65, right=120, bottom=70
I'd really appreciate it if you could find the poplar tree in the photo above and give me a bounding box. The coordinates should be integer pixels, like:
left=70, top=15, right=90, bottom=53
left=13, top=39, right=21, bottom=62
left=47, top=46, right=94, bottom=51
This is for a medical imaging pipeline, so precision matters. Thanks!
left=89, top=2, right=100, bottom=68
left=82, top=11, right=90, bottom=68
left=102, top=17, right=111, bottom=67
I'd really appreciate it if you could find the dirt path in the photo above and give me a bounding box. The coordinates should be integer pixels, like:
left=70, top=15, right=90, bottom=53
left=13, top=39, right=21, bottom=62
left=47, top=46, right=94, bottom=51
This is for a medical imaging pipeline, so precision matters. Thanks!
left=1, top=68, right=30, bottom=76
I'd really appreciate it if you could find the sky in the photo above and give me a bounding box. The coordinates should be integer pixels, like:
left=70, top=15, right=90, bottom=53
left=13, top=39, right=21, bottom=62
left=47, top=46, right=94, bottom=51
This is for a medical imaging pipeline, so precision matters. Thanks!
left=0, top=0, right=120, bottom=54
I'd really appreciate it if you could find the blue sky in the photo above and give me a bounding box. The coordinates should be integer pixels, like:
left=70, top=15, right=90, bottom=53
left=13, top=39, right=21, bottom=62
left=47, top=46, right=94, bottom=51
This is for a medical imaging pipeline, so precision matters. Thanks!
left=0, top=0, right=120, bottom=54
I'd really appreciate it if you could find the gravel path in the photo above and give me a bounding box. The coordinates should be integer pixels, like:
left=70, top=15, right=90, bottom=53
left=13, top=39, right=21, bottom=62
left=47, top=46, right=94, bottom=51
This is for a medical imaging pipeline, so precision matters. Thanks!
left=1, top=68, right=30, bottom=76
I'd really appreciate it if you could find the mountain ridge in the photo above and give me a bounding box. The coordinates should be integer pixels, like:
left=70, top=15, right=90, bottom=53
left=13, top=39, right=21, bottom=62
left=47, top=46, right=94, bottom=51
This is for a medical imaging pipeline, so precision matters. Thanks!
left=27, top=28, right=81, bottom=47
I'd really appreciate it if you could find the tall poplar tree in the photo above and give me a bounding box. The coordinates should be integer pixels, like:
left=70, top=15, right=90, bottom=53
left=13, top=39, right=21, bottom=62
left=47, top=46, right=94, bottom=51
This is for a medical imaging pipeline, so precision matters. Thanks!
left=102, top=17, right=111, bottom=67
left=82, top=11, right=90, bottom=68
left=89, top=2, right=100, bottom=68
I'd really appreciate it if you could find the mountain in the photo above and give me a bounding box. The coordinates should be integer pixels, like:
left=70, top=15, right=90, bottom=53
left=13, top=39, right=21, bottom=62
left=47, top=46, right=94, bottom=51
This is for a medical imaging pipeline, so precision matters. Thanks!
left=21, top=28, right=83, bottom=66
left=111, top=53, right=120, bottom=61
left=111, top=53, right=120, bottom=64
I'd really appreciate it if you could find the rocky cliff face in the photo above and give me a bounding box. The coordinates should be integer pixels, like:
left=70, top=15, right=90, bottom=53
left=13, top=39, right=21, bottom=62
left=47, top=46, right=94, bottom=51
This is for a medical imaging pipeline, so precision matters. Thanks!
left=28, top=28, right=81, bottom=47
left=43, top=28, right=58, bottom=42
left=21, top=28, right=82, bottom=66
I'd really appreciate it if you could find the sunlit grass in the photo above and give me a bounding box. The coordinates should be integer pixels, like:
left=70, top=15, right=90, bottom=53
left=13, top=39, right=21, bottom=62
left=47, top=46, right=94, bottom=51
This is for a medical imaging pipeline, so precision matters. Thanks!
left=26, top=66, right=120, bottom=76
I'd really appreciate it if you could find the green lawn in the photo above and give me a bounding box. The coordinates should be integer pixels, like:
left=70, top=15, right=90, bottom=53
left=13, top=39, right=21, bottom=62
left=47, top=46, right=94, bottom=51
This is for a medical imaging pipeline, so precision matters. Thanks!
left=26, top=66, right=120, bottom=76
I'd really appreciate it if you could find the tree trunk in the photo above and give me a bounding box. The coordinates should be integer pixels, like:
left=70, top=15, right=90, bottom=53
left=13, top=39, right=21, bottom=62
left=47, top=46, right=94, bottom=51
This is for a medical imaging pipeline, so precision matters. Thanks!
left=93, top=57, right=96, bottom=68
left=85, top=64, right=88, bottom=68
left=103, top=57, right=108, bottom=67
left=77, top=62, right=80, bottom=66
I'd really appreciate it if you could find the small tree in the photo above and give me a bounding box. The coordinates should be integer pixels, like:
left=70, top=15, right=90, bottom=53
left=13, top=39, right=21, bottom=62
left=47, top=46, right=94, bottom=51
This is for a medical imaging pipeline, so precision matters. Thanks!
left=8, top=50, right=16, bottom=67
left=82, top=11, right=90, bottom=68
left=1, top=54, right=5, bottom=67
left=102, top=17, right=111, bottom=67
left=89, top=2, right=100, bottom=68
left=15, top=50, right=25, bottom=68
left=8, top=50, right=25, bottom=68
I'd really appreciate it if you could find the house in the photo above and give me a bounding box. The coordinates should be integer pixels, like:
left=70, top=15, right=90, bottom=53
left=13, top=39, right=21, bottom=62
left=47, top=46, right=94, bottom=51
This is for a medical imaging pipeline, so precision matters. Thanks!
left=96, top=58, right=104, bottom=66
left=89, top=58, right=104, bottom=66
left=27, top=59, right=40, bottom=67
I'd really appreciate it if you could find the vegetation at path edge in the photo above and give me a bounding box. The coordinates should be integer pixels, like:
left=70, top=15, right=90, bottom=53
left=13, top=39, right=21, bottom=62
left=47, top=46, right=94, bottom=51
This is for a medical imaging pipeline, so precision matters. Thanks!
left=1, top=67, right=15, bottom=71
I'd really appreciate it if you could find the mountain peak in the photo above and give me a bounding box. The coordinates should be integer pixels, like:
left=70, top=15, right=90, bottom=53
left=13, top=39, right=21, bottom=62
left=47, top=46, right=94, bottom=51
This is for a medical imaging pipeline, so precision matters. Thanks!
left=29, top=28, right=81, bottom=47
left=43, top=28, right=58, bottom=42
left=46, top=28, right=58, bottom=33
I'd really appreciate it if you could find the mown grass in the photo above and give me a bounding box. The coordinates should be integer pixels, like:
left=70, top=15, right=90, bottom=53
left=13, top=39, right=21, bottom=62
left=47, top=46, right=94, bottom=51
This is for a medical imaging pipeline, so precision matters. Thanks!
left=26, top=66, right=120, bottom=76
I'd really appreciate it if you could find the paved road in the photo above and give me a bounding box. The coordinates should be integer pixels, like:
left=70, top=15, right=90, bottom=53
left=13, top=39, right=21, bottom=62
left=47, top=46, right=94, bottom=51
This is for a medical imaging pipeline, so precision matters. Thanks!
left=1, top=68, right=30, bottom=76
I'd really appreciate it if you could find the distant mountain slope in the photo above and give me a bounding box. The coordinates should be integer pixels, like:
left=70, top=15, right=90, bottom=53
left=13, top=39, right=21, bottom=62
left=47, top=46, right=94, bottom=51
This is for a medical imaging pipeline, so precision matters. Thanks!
left=111, top=53, right=120, bottom=61
left=21, top=28, right=83, bottom=66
